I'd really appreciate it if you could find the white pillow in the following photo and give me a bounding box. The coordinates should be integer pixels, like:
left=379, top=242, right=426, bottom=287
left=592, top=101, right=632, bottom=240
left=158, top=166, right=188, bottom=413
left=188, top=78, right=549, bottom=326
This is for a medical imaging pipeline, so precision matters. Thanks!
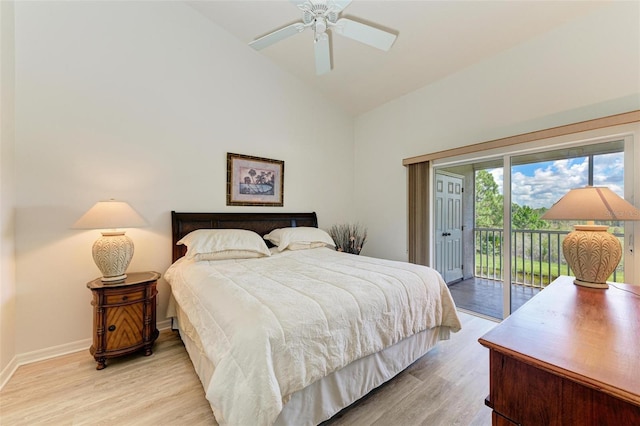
left=194, top=250, right=266, bottom=261
left=177, top=229, right=271, bottom=260
left=264, top=227, right=335, bottom=252
left=286, top=242, right=329, bottom=251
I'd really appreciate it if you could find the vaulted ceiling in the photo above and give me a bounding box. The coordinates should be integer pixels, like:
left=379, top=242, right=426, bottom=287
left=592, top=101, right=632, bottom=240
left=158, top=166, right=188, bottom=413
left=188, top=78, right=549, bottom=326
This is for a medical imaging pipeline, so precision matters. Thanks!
left=188, top=1, right=606, bottom=116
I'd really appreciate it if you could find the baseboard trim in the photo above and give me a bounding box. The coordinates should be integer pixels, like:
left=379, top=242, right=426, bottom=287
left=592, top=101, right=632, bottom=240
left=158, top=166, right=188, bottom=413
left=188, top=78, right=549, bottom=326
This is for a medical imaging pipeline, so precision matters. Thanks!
left=0, top=356, right=19, bottom=390
left=0, top=319, right=173, bottom=390
left=157, top=319, right=172, bottom=331
left=16, top=337, right=92, bottom=368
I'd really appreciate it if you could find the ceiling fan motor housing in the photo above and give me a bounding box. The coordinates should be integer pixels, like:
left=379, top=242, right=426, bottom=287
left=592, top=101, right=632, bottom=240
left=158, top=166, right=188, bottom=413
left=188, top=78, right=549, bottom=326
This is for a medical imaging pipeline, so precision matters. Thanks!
left=301, top=2, right=339, bottom=25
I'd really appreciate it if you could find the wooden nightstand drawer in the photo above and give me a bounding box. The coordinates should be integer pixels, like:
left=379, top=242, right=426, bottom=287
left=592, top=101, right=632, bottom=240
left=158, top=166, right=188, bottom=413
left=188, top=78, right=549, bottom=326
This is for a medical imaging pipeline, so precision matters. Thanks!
left=105, top=303, right=144, bottom=350
left=105, top=289, right=146, bottom=304
left=87, top=271, right=160, bottom=370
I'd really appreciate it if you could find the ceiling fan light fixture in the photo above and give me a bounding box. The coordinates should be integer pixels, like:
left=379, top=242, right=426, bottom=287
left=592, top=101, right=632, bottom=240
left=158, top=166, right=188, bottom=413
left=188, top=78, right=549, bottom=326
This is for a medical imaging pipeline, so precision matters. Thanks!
left=314, top=17, right=327, bottom=38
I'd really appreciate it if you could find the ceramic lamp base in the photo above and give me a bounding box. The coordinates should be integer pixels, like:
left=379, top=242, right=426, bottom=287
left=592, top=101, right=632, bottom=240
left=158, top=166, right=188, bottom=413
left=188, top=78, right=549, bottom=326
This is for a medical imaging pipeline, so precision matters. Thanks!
left=572, top=278, right=609, bottom=289
left=101, top=273, right=128, bottom=283
left=562, top=225, right=621, bottom=290
left=92, top=231, right=134, bottom=283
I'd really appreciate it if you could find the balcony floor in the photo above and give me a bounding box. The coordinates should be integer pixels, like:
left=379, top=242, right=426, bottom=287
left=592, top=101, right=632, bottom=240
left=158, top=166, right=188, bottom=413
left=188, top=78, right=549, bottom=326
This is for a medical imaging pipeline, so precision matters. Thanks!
left=447, top=277, right=542, bottom=319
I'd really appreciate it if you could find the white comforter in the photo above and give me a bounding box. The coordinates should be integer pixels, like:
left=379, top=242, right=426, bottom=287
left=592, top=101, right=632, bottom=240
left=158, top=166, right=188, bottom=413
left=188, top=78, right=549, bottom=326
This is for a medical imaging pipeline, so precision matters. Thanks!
left=165, top=247, right=461, bottom=426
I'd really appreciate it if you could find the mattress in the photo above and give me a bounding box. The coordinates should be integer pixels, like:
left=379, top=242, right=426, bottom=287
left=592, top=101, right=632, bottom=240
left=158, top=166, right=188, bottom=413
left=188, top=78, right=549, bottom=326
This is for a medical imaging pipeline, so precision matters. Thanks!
left=165, top=247, right=461, bottom=425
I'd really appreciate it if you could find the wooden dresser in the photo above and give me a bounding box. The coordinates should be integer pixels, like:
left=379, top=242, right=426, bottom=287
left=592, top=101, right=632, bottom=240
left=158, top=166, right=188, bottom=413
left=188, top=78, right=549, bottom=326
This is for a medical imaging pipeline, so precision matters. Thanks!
left=479, top=275, right=640, bottom=425
left=87, top=271, right=160, bottom=370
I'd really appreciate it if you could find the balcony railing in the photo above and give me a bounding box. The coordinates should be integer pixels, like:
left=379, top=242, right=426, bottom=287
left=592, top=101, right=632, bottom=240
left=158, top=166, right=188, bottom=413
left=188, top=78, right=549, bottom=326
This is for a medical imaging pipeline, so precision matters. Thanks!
left=475, top=227, right=625, bottom=288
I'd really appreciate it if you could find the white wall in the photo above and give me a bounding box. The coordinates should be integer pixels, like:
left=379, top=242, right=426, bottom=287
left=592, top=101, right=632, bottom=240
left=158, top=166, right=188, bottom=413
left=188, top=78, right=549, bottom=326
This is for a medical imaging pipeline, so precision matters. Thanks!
left=354, top=1, right=640, bottom=261
left=0, top=0, right=17, bottom=381
left=13, top=1, right=354, bottom=355
left=8, top=0, right=640, bottom=367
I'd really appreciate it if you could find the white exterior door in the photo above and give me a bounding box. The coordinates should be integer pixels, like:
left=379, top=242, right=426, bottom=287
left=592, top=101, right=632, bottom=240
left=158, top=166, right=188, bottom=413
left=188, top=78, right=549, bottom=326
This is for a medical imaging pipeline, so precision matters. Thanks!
left=435, top=172, right=464, bottom=283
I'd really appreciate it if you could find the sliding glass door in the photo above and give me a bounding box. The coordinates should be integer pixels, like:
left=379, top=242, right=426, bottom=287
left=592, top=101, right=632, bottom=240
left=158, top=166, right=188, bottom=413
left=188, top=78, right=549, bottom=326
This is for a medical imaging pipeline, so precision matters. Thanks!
left=435, top=136, right=633, bottom=319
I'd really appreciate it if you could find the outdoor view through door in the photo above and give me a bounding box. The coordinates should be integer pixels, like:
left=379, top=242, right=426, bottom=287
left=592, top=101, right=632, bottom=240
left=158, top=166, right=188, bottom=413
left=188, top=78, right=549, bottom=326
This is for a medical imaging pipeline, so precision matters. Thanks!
left=438, top=139, right=627, bottom=319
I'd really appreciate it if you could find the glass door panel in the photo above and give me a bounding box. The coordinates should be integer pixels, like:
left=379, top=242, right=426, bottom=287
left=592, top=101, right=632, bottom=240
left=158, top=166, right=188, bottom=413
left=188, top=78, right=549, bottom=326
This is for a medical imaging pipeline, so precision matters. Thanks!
left=509, top=141, right=625, bottom=314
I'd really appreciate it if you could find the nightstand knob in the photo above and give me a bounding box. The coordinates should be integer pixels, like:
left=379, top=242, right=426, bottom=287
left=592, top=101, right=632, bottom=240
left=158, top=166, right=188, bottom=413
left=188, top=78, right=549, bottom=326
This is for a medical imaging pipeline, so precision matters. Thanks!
left=108, top=325, right=116, bottom=332
left=122, top=296, right=128, bottom=301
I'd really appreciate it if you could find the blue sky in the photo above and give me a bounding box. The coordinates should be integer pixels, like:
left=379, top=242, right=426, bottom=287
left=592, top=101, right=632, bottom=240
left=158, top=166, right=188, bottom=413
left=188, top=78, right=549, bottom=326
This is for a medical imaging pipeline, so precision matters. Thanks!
left=489, top=152, right=625, bottom=209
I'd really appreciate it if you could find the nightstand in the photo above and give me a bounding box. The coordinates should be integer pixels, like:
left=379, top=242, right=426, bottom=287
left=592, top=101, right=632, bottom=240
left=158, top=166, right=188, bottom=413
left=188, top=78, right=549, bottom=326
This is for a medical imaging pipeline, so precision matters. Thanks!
left=87, top=271, right=160, bottom=370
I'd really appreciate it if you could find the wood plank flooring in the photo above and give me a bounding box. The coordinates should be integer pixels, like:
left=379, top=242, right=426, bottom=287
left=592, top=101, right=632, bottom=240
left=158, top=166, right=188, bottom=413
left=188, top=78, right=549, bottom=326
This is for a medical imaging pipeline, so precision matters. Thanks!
left=448, top=278, right=541, bottom=319
left=0, top=312, right=496, bottom=425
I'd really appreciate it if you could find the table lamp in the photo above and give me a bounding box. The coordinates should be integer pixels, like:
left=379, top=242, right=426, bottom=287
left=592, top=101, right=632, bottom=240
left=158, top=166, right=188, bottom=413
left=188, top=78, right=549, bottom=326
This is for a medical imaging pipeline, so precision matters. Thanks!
left=73, top=199, right=147, bottom=283
left=541, top=186, right=640, bottom=289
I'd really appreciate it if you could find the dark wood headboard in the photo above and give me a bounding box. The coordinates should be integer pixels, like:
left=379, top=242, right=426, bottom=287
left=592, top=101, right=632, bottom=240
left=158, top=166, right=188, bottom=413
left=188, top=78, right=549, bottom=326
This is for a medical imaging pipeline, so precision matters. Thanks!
left=171, top=211, right=318, bottom=263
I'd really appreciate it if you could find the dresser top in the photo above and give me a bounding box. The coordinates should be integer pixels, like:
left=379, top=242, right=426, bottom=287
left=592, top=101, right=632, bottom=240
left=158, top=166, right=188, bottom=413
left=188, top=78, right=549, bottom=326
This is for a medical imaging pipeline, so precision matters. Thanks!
left=479, top=275, right=640, bottom=406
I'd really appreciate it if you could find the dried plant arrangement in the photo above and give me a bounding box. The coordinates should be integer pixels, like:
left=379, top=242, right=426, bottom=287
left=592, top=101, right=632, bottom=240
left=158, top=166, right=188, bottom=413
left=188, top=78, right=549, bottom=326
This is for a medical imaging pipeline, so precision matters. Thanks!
left=328, top=223, right=367, bottom=255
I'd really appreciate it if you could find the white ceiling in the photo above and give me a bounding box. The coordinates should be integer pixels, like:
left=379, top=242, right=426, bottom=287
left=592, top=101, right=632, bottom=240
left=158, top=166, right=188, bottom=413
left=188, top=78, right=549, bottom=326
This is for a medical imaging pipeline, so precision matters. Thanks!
left=188, top=1, right=606, bottom=116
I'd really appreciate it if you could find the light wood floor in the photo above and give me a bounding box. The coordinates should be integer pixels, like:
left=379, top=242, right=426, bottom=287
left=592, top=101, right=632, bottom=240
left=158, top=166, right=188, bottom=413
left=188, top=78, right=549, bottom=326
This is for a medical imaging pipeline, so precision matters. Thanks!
left=0, top=312, right=496, bottom=425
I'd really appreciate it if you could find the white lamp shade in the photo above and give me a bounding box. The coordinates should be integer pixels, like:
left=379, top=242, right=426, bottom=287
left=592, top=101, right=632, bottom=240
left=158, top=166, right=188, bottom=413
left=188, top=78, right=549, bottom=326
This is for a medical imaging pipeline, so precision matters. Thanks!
left=541, top=186, right=640, bottom=221
left=73, top=200, right=147, bottom=282
left=73, top=200, right=147, bottom=229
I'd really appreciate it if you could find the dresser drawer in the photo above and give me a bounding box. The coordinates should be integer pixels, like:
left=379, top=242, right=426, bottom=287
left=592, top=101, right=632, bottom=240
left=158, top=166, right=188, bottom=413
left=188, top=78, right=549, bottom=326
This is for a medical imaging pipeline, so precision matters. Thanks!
left=105, top=289, right=146, bottom=304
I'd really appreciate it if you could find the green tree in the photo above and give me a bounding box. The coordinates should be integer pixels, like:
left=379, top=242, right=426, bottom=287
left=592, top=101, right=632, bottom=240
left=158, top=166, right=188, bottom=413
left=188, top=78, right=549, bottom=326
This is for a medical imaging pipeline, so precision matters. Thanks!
left=475, top=170, right=503, bottom=227
left=512, top=204, right=548, bottom=230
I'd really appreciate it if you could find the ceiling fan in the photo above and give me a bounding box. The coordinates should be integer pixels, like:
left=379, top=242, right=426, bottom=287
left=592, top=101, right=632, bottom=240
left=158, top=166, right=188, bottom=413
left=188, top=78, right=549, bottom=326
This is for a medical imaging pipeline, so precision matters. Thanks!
left=249, top=0, right=397, bottom=75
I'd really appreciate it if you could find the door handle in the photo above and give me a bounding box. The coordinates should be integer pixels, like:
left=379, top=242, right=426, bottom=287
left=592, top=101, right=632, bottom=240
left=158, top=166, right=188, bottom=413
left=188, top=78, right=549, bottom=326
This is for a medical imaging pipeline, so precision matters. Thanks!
left=442, top=232, right=451, bottom=237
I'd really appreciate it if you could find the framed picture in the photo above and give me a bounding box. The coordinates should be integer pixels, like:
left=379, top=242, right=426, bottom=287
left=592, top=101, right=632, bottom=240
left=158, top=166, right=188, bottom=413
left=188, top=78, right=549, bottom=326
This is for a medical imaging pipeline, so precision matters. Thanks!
left=227, top=153, right=284, bottom=206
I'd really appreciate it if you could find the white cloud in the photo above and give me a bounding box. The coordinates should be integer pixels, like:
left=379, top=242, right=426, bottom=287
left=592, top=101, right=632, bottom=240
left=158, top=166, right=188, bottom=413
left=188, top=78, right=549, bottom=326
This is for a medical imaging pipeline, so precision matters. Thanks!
left=510, top=153, right=624, bottom=208
left=593, top=153, right=624, bottom=196
left=489, top=168, right=503, bottom=194
left=512, top=158, right=588, bottom=208
left=478, top=153, right=625, bottom=209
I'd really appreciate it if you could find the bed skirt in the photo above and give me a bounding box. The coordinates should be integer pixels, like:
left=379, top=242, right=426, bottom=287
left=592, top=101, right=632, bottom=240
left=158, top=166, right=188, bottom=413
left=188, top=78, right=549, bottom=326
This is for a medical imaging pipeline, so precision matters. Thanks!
left=172, top=303, right=451, bottom=425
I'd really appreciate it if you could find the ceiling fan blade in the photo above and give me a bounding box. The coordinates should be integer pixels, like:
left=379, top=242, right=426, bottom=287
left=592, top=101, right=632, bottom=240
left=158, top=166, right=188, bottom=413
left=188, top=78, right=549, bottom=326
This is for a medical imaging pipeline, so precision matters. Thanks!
left=249, top=22, right=306, bottom=50
left=333, top=18, right=397, bottom=51
left=329, top=0, right=352, bottom=12
left=289, top=0, right=309, bottom=7
left=314, top=34, right=331, bottom=75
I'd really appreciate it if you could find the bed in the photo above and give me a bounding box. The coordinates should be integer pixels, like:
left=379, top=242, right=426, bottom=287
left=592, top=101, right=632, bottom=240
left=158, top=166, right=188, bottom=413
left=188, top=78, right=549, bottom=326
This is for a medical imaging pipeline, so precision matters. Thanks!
left=165, top=211, right=462, bottom=426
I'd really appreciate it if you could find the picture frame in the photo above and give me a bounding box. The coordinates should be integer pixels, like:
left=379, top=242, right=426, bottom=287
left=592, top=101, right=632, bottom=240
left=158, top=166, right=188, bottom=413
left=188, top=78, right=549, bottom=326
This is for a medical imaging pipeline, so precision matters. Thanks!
left=227, top=153, right=284, bottom=206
